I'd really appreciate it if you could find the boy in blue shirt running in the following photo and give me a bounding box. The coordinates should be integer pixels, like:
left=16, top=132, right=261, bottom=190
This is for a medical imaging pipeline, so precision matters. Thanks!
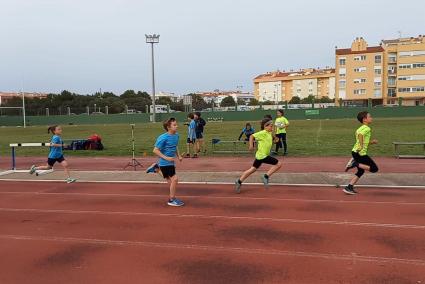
left=29, top=125, right=76, bottom=183
left=185, top=113, right=197, bottom=158
left=153, top=117, right=184, bottom=206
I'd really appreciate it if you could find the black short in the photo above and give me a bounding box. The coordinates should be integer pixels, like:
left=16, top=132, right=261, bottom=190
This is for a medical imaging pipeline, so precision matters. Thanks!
left=196, top=132, right=203, bottom=139
left=47, top=156, right=65, bottom=167
left=159, top=166, right=176, bottom=179
left=351, top=151, right=379, bottom=176
left=252, top=156, right=279, bottom=169
left=187, top=138, right=196, bottom=144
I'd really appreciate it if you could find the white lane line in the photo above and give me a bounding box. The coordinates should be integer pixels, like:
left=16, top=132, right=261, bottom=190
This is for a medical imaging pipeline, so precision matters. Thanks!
left=0, top=234, right=424, bottom=266
left=1, top=178, right=425, bottom=189
left=0, top=207, right=424, bottom=230
left=0, top=191, right=424, bottom=206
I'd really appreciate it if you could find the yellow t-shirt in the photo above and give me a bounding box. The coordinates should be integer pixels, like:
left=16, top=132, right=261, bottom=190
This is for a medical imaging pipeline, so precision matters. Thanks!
left=275, top=117, right=289, bottom=134
left=253, top=130, right=273, bottom=160
left=352, top=124, right=371, bottom=156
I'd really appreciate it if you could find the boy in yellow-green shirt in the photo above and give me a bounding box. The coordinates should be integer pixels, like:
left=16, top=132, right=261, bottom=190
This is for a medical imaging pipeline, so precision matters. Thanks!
left=343, top=111, right=379, bottom=195
left=235, top=118, right=282, bottom=194
left=274, top=109, right=289, bottom=156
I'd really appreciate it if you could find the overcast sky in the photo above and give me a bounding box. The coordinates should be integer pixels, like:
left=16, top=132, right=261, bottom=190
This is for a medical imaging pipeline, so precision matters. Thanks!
left=1, top=0, right=424, bottom=95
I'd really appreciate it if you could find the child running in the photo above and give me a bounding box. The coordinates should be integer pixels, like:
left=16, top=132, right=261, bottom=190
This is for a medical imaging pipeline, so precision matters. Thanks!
left=344, top=111, right=379, bottom=195
left=238, top=123, right=255, bottom=141
left=29, top=125, right=76, bottom=183
left=235, top=118, right=282, bottom=193
left=153, top=117, right=185, bottom=206
left=185, top=113, right=197, bottom=158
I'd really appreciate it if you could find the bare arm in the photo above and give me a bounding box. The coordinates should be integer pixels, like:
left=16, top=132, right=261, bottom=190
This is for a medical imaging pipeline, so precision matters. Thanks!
left=357, top=133, right=364, bottom=151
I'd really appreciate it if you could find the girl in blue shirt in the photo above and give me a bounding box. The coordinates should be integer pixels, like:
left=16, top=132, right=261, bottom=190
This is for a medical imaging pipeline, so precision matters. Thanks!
left=29, top=125, right=76, bottom=183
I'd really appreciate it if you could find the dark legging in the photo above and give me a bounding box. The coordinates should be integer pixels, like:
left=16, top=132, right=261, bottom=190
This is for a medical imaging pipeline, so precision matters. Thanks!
left=275, top=133, right=287, bottom=153
left=351, top=151, right=379, bottom=178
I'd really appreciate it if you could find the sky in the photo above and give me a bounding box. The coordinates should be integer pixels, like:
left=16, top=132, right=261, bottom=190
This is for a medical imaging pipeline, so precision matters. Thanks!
left=1, top=0, right=424, bottom=95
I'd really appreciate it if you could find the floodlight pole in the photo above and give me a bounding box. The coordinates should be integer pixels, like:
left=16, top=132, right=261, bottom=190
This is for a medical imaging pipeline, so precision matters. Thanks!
left=145, top=34, right=160, bottom=123
left=22, top=90, right=26, bottom=128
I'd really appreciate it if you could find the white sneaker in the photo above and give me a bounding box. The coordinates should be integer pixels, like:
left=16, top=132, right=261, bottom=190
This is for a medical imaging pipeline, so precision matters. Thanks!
left=66, top=178, right=77, bottom=184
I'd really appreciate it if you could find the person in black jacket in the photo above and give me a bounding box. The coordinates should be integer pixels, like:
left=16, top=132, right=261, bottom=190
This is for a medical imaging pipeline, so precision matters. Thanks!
left=194, top=112, right=207, bottom=154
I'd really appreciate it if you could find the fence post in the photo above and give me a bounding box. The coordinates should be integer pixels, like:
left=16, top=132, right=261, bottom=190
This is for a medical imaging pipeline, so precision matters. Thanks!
left=67, top=107, right=71, bottom=116
left=105, top=106, right=109, bottom=115
left=46, top=108, right=49, bottom=116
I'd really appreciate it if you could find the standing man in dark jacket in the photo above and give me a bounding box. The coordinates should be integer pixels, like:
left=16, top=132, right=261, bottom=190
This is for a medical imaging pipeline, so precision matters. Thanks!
left=194, top=112, right=207, bottom=154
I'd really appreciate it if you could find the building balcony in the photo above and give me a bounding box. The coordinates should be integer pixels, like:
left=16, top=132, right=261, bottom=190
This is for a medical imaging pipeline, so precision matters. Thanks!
left=388, top=58, right=397, bottom=64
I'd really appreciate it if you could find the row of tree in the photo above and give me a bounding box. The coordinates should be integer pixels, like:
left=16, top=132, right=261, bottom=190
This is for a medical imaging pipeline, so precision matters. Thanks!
left=1, top=90, right=335, bottom=116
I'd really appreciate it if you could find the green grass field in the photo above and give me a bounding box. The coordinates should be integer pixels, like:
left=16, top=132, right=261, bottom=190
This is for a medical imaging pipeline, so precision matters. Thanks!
left=0, top=117, right=424, bottom=157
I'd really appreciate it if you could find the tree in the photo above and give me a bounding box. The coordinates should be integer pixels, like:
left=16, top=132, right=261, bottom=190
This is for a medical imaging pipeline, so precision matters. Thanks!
left=289, top=96, right=301, bottom=104
left=156, top=97, right=173, bottom=105
left=170, top=99, right=184, bottom=112
left=237, top=98, right=246, bottom=106
left=221, top=96, right=236, bottom=107
left=188, top=93, right=209, bottom=111
left=301, top=95, right=315, bottom=104
left=262, top=100, right=275, bottom=105
left=318, top=96, right=334, bottom=103
left=248, top=98, right=259, bottom=106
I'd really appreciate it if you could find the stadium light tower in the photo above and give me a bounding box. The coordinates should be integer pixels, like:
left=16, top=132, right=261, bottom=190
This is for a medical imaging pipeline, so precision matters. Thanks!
left=145, top=34, right=160, bottom=123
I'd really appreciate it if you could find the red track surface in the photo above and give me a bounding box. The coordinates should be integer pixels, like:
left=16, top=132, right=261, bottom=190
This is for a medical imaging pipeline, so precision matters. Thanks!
left=0, top=181, right=424, bottom=283
left=2, top=156, right=425, bottom=173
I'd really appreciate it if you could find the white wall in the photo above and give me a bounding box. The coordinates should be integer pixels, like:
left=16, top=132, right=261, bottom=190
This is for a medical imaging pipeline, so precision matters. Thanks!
left=258, top=81, right=282, bottom=102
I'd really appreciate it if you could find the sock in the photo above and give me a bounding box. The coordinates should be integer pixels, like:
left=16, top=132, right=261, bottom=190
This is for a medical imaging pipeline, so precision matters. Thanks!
left=237, top=179, right=242, bottom=185
left=264, top=174, right=269, bottom=179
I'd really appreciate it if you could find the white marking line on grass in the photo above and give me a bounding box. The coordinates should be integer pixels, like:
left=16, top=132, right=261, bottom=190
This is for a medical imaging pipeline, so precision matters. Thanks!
left=1, top=178, right=425, bottom=189
left=315, top=120, right=322, bottom=146
left=0, top=191, right=424, bottom=206
left=0, top=207, right=424, bottom=230
left=0, top=234, right=424, bottom=266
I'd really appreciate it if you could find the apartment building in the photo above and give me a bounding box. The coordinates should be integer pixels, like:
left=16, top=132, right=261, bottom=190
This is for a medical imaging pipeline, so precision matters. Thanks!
left=382, top=35, right=425, bottom=106
left=336, top=35, right=425, bottom=106
left=253, top=68, right=335, bottom=102
left=335, top=37, right=385, bottom=106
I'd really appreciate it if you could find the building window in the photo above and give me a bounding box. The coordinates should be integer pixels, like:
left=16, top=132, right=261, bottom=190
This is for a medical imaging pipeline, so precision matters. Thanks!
left=398, top=75, right=425, bottom=81
left=398, top=87, right=425, bottom=93
left=354, top=89, right=366, bottom=95
left=339, top=58, right=346, bottom=66
left=339, top=80, right=346, bottom=88
left=354, top=78, right=366, bottom=84
left=399, top=51, right=425, bottom=57
left=388, top=88, right=397, bottom=97
left=375, top=55, right=382, bottom=64
left=374, top=82, right=382, bottom=87
left=354, top=67, right=366, bottom=72
left=399, top=63, right=425, bottom=69
left=354, top=55, right=367, bottom=61
left=388, top=78, right=396, bottom=85
left=374, top=89, right=382, bottom=97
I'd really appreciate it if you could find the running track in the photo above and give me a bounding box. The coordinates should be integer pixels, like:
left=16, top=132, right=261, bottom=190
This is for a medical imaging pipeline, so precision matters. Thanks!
left=0, top=181, right=424, bottom=283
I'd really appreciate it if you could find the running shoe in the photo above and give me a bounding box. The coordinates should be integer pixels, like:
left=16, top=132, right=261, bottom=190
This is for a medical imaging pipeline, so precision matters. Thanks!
left=29, top=165, right=36, bottom=175
left=345, top=158, right=358, bottom=172
left=66, top=178, right=77, bottom=184
left=235, top=180, right=241, bottom=194
left=167, top=198, right=185, bottom=207
left=146, top=163, right=159, bottom=174
left=262, top=175, right=269, bottom=188
left=343, top=185, right=357, bottom=195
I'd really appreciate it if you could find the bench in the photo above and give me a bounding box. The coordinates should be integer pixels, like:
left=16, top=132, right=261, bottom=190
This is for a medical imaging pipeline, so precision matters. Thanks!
left=393, top=142, right=425, bottom=159
left=211, top=138, right=255, bottom=154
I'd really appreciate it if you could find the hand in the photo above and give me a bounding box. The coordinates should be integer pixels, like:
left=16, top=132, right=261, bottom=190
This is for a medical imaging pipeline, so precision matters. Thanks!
left=273, top=137, right=280, bottom=144
left=164, top=156, right=174, bottom=162
left=371, top=139, right=378, bottom=145
left=249, top=145, right=254, bottom=151
left=178, top=155, right=183, bottom=162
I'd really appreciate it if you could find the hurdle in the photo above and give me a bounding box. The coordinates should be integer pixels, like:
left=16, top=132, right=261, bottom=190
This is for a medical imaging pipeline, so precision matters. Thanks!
left=0, top=143, right=54, bottom=177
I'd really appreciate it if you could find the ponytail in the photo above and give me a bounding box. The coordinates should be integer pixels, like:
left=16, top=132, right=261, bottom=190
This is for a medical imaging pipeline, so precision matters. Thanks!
left=47, top=125, right=58, bottom=134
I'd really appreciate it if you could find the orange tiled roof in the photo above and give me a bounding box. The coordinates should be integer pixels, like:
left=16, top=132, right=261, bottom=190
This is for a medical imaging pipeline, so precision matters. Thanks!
left=335, top=46, right=384, bottom=55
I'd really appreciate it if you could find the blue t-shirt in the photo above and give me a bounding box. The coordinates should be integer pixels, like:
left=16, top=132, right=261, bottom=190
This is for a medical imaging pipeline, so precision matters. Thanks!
left=48, top=135, right=63, bottom=159
left=154, top=132, right=179, bottom=167
left=188, top=120, right=196, bottom=139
